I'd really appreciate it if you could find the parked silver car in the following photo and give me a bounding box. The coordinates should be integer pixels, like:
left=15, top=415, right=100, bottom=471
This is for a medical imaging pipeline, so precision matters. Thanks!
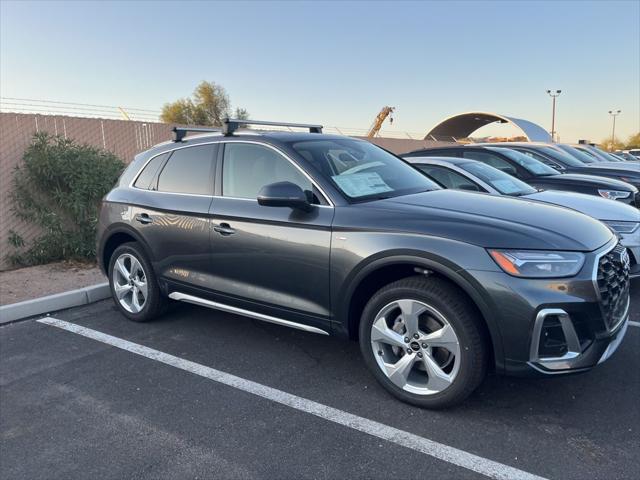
left=405, top=156, right=640, bottom=278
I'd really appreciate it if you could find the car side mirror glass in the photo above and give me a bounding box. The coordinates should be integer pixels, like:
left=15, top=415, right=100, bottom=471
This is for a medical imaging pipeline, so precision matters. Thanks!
left=257, top=181, right=313, bottom=212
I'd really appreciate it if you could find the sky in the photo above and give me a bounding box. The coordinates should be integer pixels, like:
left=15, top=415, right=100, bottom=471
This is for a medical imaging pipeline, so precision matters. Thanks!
left=1, top=0, right=639, bottom=143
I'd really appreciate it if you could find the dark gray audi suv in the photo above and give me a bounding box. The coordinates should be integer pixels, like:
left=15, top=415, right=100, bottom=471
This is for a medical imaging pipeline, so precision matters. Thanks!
left=97, top=119, right=631, bottom=408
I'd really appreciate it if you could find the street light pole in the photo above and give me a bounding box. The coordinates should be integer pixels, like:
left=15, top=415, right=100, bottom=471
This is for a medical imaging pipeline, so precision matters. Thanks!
left=608, top=109, right=621, bottom=151
left=546, top=90, right=561, bottom=142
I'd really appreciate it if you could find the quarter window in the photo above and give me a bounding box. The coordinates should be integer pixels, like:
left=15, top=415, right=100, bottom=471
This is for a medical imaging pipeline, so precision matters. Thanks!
left=134, top=153, right=168, bottom=190
left=222, top=143, right=316, bottom=202
left=156, top=145, right=215, bottom=195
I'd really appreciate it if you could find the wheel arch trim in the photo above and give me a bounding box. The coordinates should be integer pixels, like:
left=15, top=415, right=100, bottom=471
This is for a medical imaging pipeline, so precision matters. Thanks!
left=337, top=251, right=505, bottom=373
left=98, top=223, right=155, bottom=275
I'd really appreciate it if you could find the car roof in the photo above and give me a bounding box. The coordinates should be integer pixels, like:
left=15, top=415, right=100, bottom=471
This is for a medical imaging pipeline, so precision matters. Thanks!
left=140, top=130, right=357, bottom=158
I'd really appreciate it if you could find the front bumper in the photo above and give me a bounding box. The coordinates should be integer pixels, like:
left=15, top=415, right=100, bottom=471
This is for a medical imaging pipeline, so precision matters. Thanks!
left=526, top=303, right=629, bottom=374
left=466, top=238, right=630, bottom=376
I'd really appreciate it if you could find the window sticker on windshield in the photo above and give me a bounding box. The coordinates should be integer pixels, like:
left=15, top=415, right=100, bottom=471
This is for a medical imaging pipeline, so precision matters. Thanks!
left=492, top=179, right=522, bottom=194
left=332, top=172, right=393, bottom=197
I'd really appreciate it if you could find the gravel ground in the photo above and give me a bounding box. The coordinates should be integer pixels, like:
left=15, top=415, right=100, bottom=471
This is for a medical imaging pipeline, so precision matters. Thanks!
left=0, top=261, right=105, bottom=305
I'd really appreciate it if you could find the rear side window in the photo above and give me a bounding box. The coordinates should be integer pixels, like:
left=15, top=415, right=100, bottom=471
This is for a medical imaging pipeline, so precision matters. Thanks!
left=416, top=165, right=484, bottom=191
left=157, top=145, right=216, bottom=195
left=461, top=151, right=517, bottom=176
left=134, top=153, right=168, bottom=189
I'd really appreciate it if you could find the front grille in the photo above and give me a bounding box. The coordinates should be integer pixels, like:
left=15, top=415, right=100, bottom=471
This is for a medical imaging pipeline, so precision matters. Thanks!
left=596, top=244, right=630, bottom=330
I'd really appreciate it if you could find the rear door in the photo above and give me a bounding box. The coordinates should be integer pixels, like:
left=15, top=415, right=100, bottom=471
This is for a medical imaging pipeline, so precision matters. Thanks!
left=208, top=141, right=334, bottom=328
left=131, top=143, right=217, bottom=290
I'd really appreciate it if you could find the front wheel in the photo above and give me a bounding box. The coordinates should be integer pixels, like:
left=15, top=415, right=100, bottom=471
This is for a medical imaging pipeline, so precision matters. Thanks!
left=359, top=276, right=487, bottom=409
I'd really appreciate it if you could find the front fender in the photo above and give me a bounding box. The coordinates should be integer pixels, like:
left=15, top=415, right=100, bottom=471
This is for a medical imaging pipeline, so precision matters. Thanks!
left=330, top=233, right=506, bottom=373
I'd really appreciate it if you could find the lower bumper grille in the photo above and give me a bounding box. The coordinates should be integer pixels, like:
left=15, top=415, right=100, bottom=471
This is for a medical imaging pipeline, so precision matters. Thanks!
left=597, top=244, right=631, bottom=330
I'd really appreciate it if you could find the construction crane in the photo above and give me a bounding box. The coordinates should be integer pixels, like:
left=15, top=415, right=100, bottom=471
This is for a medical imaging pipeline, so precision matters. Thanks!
left=118, top=107, right=131, bottom=120
left=367, top=106, right=395, bottom=138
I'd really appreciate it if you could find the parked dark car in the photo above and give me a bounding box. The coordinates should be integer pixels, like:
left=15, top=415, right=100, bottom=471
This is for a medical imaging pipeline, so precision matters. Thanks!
left=97, top=119, right=631, bottom=408
left=402, top=145, right=639, bottom=206
left=480, top=142, right=640, bottom=192
left=571, top=144, right=629, bottom=163
left=403, top=156, right=640, bottom=277
left=614, top=151, right=639, bottom=162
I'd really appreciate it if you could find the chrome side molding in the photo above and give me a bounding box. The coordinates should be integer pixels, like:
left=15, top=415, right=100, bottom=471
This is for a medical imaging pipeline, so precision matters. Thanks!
left=168, top=291, right=330, bottom=336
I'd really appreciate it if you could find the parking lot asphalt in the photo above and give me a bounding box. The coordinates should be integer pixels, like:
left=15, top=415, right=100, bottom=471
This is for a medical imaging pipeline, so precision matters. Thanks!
left=1, top=282, right=639, bottom=480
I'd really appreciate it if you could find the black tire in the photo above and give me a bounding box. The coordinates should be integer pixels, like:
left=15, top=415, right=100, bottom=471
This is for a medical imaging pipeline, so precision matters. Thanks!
left=359, top=275, right=487, bottom=409
left=108, top=242, right=167, bottom=322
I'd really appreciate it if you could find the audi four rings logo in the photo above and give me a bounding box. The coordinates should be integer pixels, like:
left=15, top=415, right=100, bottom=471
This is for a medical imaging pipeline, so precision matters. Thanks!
left=619, top=249, right=630, bottom=269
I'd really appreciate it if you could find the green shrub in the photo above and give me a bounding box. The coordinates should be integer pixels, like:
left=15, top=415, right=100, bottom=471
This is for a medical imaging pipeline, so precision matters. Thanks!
left=7, top=132, right=125, bottom=266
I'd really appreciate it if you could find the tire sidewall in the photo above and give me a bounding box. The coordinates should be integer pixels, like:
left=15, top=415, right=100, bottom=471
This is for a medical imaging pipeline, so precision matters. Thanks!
left=359, top=283, right=480, bottom=408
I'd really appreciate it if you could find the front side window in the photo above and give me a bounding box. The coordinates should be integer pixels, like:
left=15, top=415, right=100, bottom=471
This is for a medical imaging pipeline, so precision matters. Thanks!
left=157, top=145, right=215, bottom=195
left=222, top=143, right=316, bottom=202
left=290, top=139, right=439, bottom=201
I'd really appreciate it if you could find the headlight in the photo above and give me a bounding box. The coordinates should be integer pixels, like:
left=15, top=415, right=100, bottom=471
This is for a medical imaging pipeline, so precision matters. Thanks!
left=598, top=189, right=631, bottom=200
left=603, top=221, right=640, bottom=234
left=488, top=249, right=585, bottom=278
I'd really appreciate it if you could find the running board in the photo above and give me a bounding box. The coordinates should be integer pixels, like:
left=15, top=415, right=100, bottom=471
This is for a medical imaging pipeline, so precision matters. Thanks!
left=168, top=292, right=329, bottom=336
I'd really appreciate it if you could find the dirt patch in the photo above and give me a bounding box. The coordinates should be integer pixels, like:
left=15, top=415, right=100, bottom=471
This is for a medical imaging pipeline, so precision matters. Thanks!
left=0, top=261, right=106, bottom=306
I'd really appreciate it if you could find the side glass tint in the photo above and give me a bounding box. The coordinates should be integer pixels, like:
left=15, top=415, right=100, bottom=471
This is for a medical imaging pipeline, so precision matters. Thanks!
left=157, top=145, right=216, bottom=195
left=222, top=143, right=315, bottom=202
left=462, top=151, right=517, bottom=175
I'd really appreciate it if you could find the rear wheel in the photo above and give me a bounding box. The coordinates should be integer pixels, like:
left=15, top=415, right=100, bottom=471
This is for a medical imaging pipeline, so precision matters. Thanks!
left=108, top=242, right=166, bottom=322
left=359, top=276, right=487, bottom=408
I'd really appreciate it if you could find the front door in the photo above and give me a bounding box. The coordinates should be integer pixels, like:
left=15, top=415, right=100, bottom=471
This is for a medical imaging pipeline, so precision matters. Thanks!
left=208, top=142, right=334, bottom=328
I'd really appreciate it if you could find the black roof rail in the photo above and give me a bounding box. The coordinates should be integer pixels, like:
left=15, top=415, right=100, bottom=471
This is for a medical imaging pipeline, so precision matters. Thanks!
left=222, top=118, right=323, bottom=136
left=172, top=126, right=221, bottom=142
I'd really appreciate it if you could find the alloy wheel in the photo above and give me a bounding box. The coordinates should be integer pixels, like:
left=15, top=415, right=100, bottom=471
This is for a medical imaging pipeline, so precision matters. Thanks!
left=112, top=253, right=148, bottom=313
left=370, top=299, right=461, bottom=395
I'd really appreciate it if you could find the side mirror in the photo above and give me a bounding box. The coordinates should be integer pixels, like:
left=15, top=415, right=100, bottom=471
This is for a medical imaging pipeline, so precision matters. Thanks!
left=257, top=181, right=312, bottom=212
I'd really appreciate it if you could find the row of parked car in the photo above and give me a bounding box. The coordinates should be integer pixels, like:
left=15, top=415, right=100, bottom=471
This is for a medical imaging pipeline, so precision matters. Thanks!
left=402, top=142, right=640, bottom=278
left=97, top=119, right=635, bottom=408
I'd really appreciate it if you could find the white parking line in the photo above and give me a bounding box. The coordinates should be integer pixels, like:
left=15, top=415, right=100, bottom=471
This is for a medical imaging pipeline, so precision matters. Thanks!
left=629, top=321, right=640, bottom=328
left=38, top=317, right=547, bottom=480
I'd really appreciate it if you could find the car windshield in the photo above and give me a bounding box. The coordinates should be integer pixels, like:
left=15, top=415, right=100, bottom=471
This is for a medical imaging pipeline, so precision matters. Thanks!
left=534, top=146, right=586, bottom=167
left=290, top=138, right=440, bottom=201
left=488, top=147, right=559, bottom=175
left=554, top=144, right=597, bottom=164
left=459, top=161, right=537, bottom=196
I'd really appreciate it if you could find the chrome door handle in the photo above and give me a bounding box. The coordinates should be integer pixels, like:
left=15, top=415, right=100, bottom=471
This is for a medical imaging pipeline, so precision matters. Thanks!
left=213, top=223, right=236, bottom=235
left=135, top=213, right=153, bottom=224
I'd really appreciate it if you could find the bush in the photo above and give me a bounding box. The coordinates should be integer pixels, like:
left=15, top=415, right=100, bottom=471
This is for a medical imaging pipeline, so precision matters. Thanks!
left=7, top=132, right=125, bottom=266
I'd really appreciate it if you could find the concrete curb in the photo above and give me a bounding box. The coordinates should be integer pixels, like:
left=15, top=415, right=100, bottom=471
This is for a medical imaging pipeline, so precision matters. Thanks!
left=0, top=283, right=110, bottom=325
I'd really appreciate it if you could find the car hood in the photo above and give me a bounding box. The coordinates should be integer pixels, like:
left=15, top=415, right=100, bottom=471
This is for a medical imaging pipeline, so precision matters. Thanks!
left=364, top=190, right=613, bottom=251
left=582, top=164, right=640, bottom=176
left=593, top=161, right=640, bottom=169
left=524, top=190, right=640, bottom=222
left=544, top=173, right=638, bottom=191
